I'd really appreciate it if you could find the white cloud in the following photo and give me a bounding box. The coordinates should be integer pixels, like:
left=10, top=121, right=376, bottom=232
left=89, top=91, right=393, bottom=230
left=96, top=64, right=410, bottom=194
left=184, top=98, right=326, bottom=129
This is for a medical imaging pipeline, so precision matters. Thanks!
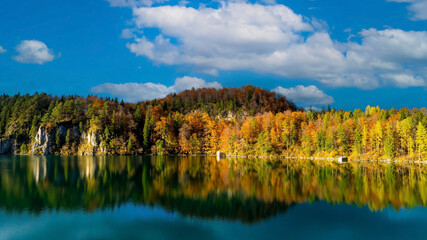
left=12, top=40, right=56, bottom=64
left=90, top=76, right=222, bottom=102
left=304, top=106, right=323, bottom=112
left=172, top=76, right=222, bottom=92
left=91, top=82, right=170, bottom=102
left=389, top=0, right=427, bottom=20
left=273, top=85, right=334, bottom=105
left=339, top=28, right=427, bottom=88
left=120, top=28, right=143, bottom=39
left=0, top=46, right=6, bottom=54
left=379, top=73, right=425, bottom=87
left=127, top=3, right=313, bottom=71
left=115, top=2, right=427, bottom=89
left=121, top=29, right=134, bottom=39
left=178, top=0, right=189, bottom=6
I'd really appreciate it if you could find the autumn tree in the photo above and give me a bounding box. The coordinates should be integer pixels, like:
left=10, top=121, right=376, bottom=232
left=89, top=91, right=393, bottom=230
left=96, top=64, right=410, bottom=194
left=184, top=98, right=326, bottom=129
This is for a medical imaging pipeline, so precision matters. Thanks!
left=416, top=122, right=427, bottom=160
left=398, top=117, right=415, bottom=158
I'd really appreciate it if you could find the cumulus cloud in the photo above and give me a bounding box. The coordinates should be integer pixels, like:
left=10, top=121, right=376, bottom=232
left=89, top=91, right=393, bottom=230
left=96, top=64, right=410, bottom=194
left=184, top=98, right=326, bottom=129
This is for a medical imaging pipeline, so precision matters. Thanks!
left=0, top=46, right=6, bottom=54
left=389, top=0, right=427, bottom=20
left=90, top=76, right=222, bottom=102
left=172, top=76, right=222, bottom=91
left=273, top=85, right=334, bottom=105
left=12, top=40, right=56, bottom=64
left=115, top=2, right=427, bottom=89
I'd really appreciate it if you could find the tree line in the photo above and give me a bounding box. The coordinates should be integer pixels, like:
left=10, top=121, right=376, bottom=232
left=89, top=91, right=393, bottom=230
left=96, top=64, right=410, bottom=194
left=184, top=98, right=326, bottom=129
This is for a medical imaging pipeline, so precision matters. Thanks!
left=0, top=85, right=426, bottom=160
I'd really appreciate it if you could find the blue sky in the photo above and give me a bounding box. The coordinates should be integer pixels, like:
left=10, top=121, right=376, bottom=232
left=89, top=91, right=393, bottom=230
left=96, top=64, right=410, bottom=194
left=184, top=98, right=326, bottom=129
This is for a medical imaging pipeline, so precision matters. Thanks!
left=0, top=0, right=426, bottom=110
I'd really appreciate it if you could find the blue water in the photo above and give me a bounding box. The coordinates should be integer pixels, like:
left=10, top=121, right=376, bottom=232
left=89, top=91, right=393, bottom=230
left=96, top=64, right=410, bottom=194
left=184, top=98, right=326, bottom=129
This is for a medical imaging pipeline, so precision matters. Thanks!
left=0, top=155, right=426, bottom=239
left=1, top=203, right=426, bottom=240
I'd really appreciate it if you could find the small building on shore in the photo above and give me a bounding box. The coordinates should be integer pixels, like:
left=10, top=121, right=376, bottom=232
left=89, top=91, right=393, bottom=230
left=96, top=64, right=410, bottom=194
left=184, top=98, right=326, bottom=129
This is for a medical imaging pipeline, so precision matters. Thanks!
left=338, top=156, right=348, bottom=163
left=217, top=151, right=226, bottom=161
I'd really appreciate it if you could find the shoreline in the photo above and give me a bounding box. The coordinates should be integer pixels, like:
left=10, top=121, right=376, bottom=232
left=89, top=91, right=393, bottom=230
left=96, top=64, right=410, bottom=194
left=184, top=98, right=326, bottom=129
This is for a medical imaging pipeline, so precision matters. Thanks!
left=3, top=153, right=427, bottom=164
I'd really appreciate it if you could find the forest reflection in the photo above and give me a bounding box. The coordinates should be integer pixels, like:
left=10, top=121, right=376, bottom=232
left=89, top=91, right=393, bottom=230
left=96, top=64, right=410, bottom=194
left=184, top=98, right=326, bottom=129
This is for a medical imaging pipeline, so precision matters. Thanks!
left=0, top=155, right=426, bottom=223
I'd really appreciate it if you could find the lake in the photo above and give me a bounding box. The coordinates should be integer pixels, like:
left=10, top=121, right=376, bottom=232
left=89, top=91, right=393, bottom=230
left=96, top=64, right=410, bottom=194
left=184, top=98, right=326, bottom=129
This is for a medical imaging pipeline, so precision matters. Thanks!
left=0, top=155, right=426, bottom=240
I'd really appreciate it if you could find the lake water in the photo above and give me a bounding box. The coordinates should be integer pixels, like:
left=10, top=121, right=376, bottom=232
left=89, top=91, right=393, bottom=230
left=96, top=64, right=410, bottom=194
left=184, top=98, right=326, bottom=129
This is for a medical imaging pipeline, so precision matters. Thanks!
left=0, top=155, right=426, bottom=240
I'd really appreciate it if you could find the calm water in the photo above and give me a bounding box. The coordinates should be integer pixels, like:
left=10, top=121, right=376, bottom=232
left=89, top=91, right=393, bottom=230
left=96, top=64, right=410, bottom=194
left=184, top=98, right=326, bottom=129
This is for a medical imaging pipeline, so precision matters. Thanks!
left=0, top=155, right=426, bottom=240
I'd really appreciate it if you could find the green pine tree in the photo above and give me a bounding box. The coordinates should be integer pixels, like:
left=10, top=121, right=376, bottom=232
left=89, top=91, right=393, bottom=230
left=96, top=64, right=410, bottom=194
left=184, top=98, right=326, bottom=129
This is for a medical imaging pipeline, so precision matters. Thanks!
left=384, top=123, right=395, bottom=159
left=352, top=127, right=362, bottom=155
left=134, top=105, right=142, bottom=126
left=65, top=129, right=71, bottom=148
left=127, top=136, right=133, bottom=153
left=20, top=144, right=28, bottom=154
left=337, top=124, right=348, bottom=154
left=143, top=109, right=153, bottom=152
left=104, top=127, right=110, bottom=143
left=55, top=129, right=61, bottom=148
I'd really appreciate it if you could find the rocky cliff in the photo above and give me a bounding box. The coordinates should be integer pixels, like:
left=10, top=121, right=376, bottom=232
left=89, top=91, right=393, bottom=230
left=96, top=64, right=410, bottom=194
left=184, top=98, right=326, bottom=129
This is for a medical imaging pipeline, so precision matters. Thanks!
left=78, top=128, right=101, bottom=155
left=31, top=124, right=86, bottom=155
left=0, top=138, right=16, bottom=154
left=31, top=126, right=54, bottom=155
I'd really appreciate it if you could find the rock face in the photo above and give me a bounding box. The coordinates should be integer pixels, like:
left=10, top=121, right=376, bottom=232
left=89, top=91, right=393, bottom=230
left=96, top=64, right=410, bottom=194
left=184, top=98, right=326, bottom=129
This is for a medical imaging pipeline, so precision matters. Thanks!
left=85, top=130, right=98, bottom=147
left=31, top=126, right=54, bottom=155
left=78, top=129, right=100, bottom=155
left=31, top=124, right=82, bottom=155
left=1, top=122, right=105, bottom=156
left=0, top=138, right=16, bottom=154
left=57, top=125, right=81, bottom=141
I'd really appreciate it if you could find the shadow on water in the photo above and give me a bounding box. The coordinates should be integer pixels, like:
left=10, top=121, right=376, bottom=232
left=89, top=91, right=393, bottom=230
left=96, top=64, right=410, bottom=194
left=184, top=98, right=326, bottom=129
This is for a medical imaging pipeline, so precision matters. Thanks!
left=0, top=155, right=426, bottom=223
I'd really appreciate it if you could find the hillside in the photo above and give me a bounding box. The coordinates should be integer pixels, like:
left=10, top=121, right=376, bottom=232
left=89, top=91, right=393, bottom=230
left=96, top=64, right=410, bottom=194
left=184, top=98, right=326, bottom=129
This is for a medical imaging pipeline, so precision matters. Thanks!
left=0, top=85, right=426, bottom=160
left=0, top=85, right=297, bottom=155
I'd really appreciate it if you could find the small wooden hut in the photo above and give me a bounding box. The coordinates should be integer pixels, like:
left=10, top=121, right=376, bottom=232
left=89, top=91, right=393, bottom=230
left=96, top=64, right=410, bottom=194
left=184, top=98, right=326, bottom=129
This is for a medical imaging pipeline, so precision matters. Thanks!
left=338, top=156, right=348, bottom=163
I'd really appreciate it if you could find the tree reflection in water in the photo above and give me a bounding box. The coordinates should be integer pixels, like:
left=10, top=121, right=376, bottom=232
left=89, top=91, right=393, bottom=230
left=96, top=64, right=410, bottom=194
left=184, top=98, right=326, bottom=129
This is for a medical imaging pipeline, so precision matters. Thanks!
left=0, top=155, right=426, bottom=223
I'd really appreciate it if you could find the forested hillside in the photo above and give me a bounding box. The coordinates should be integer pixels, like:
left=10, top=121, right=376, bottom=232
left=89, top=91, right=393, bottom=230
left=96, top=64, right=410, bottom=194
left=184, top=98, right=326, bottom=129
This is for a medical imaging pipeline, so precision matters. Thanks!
left=0, top=85, right=426, bottom=160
